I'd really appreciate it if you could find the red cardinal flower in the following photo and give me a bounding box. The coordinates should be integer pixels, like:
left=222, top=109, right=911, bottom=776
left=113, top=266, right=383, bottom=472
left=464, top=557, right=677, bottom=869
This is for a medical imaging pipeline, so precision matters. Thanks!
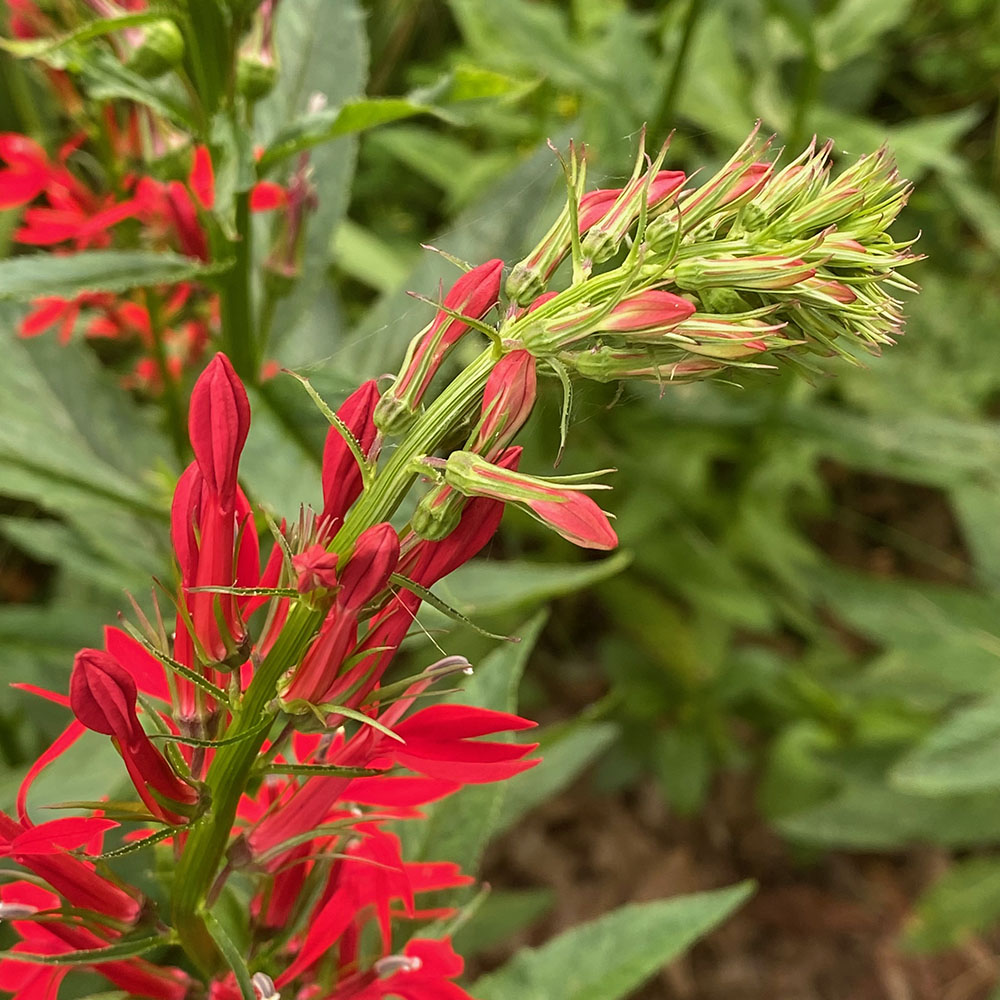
left=375, top=259, right=504, bottom=434
left=322, top=379, right=382, bottom=527
left=70, top=650, right=199, bottom=823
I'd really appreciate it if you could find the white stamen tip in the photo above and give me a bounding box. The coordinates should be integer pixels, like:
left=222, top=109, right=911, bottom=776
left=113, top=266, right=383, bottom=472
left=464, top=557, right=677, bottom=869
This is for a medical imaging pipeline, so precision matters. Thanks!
left=252, top=972, right=280, bottom=999
left=374, top=954, right=422, bottom=977
left=0, top=903, right=38, bottom=921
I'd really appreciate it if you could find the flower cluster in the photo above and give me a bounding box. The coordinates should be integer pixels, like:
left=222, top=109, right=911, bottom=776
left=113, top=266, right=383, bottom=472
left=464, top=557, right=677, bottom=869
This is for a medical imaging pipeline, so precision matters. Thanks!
left=2, top=127, right=287, bottom=392
left=502, top=127, right=917, bottom=386
left=2, top=354, right=540, bottom=1000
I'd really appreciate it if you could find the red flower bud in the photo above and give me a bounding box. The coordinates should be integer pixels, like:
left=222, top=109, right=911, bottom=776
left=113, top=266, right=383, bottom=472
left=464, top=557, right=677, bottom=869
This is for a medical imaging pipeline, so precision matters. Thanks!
left=376, top=259, right=503, bottom=434
left=443, top=451, right=618, bottom=551
left=598, top=290, right=697, bottom=334
left=70, top=650, right=198, bottom=823
left=321, top=379, right=380, bottom=525
left=338, top=522, right=400, bottom=612
left=469, top=350, right=537, bottom=458
left=292, top=545, right=338, bottom=593
left=188, top=353, right=251, bottom=503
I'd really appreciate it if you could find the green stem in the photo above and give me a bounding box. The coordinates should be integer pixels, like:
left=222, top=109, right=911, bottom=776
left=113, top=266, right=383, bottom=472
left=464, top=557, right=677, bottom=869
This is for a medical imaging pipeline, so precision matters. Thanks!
left=170, top=346, right=499, bottom=975
left=145, top=289, right=189, bottom=466
left=331, top=347, right=498, bottom=551
left=219, top=191, right=256, bottom=381
left=0, top=51, right=43, bottom=139
left=650, top=0, right=704, bottom=145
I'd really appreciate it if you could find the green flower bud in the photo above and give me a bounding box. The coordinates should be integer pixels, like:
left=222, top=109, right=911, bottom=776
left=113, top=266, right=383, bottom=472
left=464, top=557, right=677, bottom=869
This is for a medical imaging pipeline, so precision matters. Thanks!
left=411, top=485, right=465, bottom=541
left=237, top=54, right=278, bottom=101
left=373, top=392, right=418, bottom=436
left=125, top=19, right=185, bottom=79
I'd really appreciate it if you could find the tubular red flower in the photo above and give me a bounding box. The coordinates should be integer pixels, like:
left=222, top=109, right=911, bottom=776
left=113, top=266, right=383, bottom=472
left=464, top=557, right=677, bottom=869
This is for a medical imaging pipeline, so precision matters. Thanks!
left=70, top=650, right=198, bottom=823
left=0, top=814, right=141, bottom=925
left=598, top=289, right=697, bottom=334
left=188, top=353, right=252, bottom=501
left=443, top=450, right=618, bottom=550
left=375, top=259, right=504, bottom=433
left=322, top=379, right=381, bottom=526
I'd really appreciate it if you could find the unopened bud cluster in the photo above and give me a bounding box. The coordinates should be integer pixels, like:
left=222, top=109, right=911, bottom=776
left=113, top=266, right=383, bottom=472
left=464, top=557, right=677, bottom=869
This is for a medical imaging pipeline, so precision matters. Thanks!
left=375, top=126, right=916, bottom=549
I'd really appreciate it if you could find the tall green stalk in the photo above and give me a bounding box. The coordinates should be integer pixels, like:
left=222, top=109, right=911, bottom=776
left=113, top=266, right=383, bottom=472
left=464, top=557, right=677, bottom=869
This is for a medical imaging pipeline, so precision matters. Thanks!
left=219, top=191, right=257, bottom=382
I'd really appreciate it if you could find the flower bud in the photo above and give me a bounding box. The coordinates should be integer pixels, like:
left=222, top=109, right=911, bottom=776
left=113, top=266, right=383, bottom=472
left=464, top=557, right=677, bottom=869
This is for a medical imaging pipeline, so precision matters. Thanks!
left=292, top=544, right=338, bottom=593
left=564, top=346, right=724, bottom=383
left=410, top=484, right=465, bottom=543
left=597, top=289, right=697, bottom=335
left=581, top=169, right=685, bottom=263
left=505, top=189, right=620, bottom=306
left=188, top=353, right=251, bottom=502
left=674, top=254, right=815, bottom=292
left=125, top=19, right=185, bottom=79
left=376, top=259, right=503, bottom=434
left=338, top=522, right=400, bottom=612
left=71, top=649, right=199, bottom=823
left=263, top=154, right=317, bottom=296
left=236, top=1, right=280, bottom=102
left=322, top=379, right=381, bottom=526
left=443, top=451, right=617, bottom=550
left=469, top=350, right=537, bottom=457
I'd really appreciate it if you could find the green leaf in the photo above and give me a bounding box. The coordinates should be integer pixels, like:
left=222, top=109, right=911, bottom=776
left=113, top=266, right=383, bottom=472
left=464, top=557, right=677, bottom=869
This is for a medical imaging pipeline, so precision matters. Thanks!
left=252, top=0, right=368, bottom=365
left=903, top=857, right=1000, bottom=952
left=0, top=10, right=170, bottom=59
left=257, top=97, right=438, bottom=174
left=452, top=888, right=555, bottom=957
left=815, top=0, right=915, bottom=70
left=0, top=933, right=167, bottom=965
left=0, top=251, right=230, bottom=301
left=471, top=883, right=754, bottom=1000
left=891, top=693, right=1000, bottom=795
left=777, top=779, right=1000, bottom=850
left=492, top=720, right=619, bottom=837
left=422, top=553, right=632, bottom=625
left=330, top=219, right=414, bottom=293
left=411, top=64, right=538, bottom=105
left=76, top=49, right=196, bottom=128
left=203, top=910, right=254, bottom=1000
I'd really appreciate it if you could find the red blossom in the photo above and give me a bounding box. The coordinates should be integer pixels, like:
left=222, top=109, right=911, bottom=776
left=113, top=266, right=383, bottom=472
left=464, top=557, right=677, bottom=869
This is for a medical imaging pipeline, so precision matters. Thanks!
left=70, top=649, right=199, bottom=823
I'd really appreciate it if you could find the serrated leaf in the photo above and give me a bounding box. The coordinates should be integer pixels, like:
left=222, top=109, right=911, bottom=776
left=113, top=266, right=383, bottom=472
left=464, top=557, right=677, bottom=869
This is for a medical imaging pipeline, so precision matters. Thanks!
left=471, top=883, right=754, bottom=1000
left=0, top=251, right=229, bottom=301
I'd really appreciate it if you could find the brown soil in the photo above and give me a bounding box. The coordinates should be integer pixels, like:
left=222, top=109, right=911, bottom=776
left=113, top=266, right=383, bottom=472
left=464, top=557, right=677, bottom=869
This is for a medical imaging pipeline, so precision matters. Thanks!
left=477, top=772, right=999, bottom=1000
